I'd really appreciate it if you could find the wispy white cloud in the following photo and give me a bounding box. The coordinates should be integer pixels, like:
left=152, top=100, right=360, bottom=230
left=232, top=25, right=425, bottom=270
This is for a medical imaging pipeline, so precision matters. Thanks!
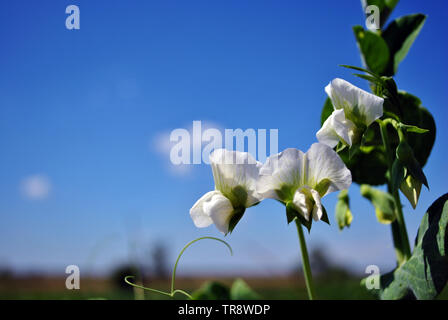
left=20, top=174, right=52, bottom=200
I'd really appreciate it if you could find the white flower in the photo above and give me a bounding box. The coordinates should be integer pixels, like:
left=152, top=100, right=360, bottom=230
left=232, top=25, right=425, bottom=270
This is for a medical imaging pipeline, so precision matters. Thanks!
left=257, top=143, right=352, bottom=221
left=317, top=78, right=384, bottom=147
left=190, top=149, right=263, bottom=234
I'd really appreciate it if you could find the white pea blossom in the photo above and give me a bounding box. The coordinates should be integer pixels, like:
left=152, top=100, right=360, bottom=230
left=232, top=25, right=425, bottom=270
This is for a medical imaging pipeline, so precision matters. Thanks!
left=257, top=143, right=352, bottom=221
left=190, top=149, right=262, bottom=234
left=317, top=78, right=384, bottom=148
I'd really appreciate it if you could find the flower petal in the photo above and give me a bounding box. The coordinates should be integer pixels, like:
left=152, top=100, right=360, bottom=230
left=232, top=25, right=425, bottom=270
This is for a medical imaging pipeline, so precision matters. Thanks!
left=205, top=193, right=235, bottom=234
left=210, top=149, right=262, bottom=207
left=316, top=109, right=356, bottom=147
left=305, top=143, right=352, bottom=195
left=325, top=78, right=383, bottom=126
left=189, top=190, right=221, bottom=228
left=292, top=189, right=311, bottom=221
left=257, top=148, right=305, bottom=202
left=310, top=188, right=323, bottom=221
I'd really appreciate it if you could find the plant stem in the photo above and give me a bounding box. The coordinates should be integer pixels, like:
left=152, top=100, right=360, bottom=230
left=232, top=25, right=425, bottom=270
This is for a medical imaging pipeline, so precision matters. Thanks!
left=378, top=120, right=411, bottom=264
left=392, top=189, right=411, bottom=261
left=295, top=220, right=316, bottom=300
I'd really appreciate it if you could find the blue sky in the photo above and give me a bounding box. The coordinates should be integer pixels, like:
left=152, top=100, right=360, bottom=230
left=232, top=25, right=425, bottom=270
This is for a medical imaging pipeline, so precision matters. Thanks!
left=0, top=1, right=447, bottom=277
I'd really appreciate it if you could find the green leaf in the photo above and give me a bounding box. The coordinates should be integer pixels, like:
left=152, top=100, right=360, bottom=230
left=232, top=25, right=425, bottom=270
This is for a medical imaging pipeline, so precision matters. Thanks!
left=191, top=281, right=231, bottom=300
left=230, top=279, right=261, bottom=300
left=382, top=14, right=426, bottom=75
left=353, top=26, right=390, bottom=75
left=378, top=194, right=448, bottom=299
left=398, top=92, right=436, bottom=168
left=360, top=184, right=396, bottom=224
left=362, top=0, right=399, bottom=29
left=335, top=190, right=353, bottom=230
left=339, top=144, right=389, bottom=186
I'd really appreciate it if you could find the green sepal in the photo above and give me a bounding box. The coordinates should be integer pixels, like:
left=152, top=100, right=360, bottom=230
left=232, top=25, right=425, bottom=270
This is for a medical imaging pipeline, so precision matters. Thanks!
left=406, top=157, right=429, bottom=190
left=227, top=207, right=245, bottom=235
left=396, top=141, right=429, bottom=189
left=286, top=202, right=312, bottom=232
left=390, top=158, right=406, bottom=193
left=400, top=175, right=422, bottom=210
left=285, top=201, right=298, bottom=224
left=321, top=205, right=330, bottom=225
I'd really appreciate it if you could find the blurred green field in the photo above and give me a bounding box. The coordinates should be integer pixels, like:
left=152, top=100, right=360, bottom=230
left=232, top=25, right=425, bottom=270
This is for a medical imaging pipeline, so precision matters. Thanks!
left=1, top=275, right=447, bottom=300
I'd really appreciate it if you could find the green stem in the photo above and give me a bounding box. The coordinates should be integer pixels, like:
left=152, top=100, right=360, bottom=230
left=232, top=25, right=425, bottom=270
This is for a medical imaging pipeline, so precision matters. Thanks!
left=378, top=120, right=411, bottom=264
left=125, top=236, right=232, bottom=300
left=392, top=189, right=411, bottom=261
left=171, top=237, right=232, bottom=294
left=295, top=220, right=316, bottom=300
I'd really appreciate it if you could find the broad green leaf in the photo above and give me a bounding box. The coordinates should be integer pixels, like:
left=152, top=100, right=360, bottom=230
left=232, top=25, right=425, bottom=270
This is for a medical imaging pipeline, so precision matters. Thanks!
left=382, top=14, right=426, bottom=75
left=362, top=0, right=399, bottom=29
left=360, top=184, right=396, bottom=224
left=191, top=281, right=230, bottom=300
left=353, top=25, right=390, bottom=75
left=378, top=194, right=448, bottom=299
left=335, top=190, right=353, bottom=230
left=339, top=144, right=388, bottom=186
left=230, top=279, right=260, bottom=300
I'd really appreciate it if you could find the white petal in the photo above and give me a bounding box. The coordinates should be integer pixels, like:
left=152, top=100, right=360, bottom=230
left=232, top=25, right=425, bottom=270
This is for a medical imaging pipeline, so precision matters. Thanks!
left=205, top=193, right=234, bottom=234
left=210, top=149, right=262, bottom=207
left=292, top=189, right=310, bottom=221
left=305, top=143, right=352, bottom=195
left=257, top=148, right=305, bottom=201
left=326, top=78, right=383, bottom=126
left=310, top=189, right=323, bottom=221
left=316, top=109, right=355, bottom=147
left=292, top=187, right=323, bottom=222
left=316, top=113, right=340, bottom=148
left=189, top=190, right=234, bottom=234
left=189, top=190, right=220, bottom=228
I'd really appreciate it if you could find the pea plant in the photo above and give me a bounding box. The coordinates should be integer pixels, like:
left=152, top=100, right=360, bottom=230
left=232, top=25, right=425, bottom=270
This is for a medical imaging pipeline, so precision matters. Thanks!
left=127, top=1, right=447, bottom=300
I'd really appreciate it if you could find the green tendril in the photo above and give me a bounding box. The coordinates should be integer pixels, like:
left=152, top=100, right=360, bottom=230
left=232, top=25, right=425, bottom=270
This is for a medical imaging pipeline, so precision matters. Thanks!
left=124, top=236, right=233, bottom=300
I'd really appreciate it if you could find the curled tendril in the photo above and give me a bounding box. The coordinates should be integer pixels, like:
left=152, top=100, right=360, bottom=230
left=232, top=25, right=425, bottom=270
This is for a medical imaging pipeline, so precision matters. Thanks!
left=124, top=236, right=233, bottom=300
